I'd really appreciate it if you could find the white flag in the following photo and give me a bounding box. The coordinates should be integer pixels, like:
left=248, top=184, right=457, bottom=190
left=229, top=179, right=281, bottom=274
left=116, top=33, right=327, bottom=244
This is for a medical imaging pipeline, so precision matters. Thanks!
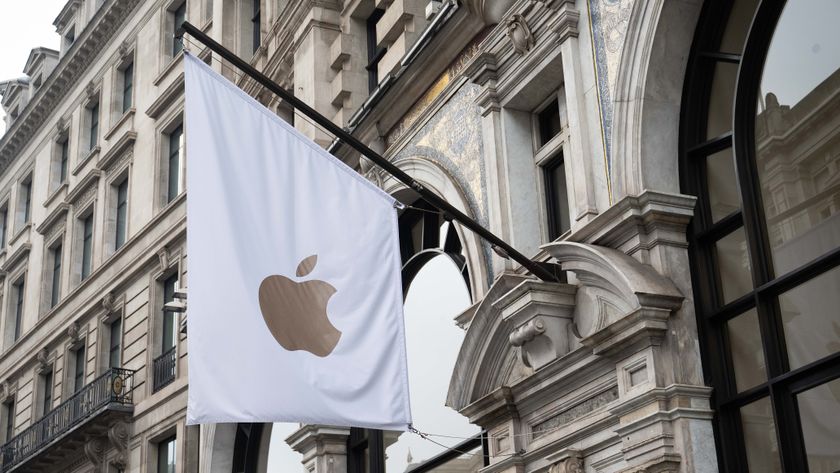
left=184, top=53, right=412, bottom=430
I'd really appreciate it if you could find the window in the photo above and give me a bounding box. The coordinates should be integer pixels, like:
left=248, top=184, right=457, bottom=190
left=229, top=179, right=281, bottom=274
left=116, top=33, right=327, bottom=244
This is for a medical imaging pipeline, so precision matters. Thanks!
left=366, top=9, right=386, bottom=92
left=88, top=101, right=100, bottom=151
left=157, top=436, right=177, bottom=473
left=40, top=371, right=53, bottom=416
left=115, top=179, right=128, bottom=250
left=121, top=62, right=134, bottom=114
left=251, top=0, right=261, bottom=53
left=3, top=400, right=14, bottom=442
left=18, top=179, right=32, bottom=227
left=73, top=344, right=85, bottom=393
left=172, top=2, right=186, bottom=56
left=81, top=214, right=93, bottom=280
left=167, top=124, right=183, bottom=203
left=64, top=27, right=75, bottom=48
left=58, top=137, right=69, bottom=185
left=162, top=274, right=179, bottom=353
left=537, top=100, right=562, bottom=148
left=681, top=0, right=840, bottom=471
left=109, top=317, right=122, bottom=368
left=12, top=279, right=24, bottom=342
left=543, top=155, right=570, bottom=240
left=50, top=244, right=62, bottom=308
left=0, top=204, right=7, bottom=249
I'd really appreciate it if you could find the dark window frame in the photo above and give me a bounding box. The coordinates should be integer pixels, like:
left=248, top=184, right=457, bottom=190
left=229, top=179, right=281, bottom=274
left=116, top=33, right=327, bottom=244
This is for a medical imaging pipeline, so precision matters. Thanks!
left=679, top=0, right=840, bottom=471
left=50, top=244, right=62, bottom=308
left=81, top=213, right=94, bottom=280
left=157, top=435, right=177, bottom=473
left=365, top=8, right=386, bottom=93
left=167, top=124, right=183, bottom=203
left=122, top=61, right=134, bottom=114
left=172, top=2, right=186, bottom=57
left=115, top=178, right=129, bottom=250
left=12, top=278, right=25, bottom=342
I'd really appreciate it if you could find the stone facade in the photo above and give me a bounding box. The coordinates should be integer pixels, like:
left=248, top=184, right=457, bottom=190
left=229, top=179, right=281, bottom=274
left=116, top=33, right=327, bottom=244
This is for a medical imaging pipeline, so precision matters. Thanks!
left=0, top=0, right=763, bottom=472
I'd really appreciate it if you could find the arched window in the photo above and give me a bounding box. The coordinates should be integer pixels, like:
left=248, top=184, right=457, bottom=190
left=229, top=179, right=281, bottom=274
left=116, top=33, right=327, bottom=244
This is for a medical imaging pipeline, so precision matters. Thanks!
left=681, top=0, right=840, bottom=472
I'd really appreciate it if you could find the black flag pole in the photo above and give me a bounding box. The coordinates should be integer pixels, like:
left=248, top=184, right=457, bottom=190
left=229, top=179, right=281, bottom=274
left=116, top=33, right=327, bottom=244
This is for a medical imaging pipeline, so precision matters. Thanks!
left=177, top=22, right=560, bottom=283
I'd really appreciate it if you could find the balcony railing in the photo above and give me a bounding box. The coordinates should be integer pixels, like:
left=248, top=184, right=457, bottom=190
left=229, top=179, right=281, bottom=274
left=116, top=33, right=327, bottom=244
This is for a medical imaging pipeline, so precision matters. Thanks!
left=153, top=347, right=177, bottom=392
left=0, top=368, right=135, bottom=471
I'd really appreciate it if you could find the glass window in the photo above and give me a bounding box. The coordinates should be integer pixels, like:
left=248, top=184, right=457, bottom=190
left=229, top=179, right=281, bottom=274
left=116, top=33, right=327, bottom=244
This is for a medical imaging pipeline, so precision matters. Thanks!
left=706, top=148, right=741, bottom=222
left=366, top=9, right=386, bottom=92
left=538, top=99, right=562, bottom=147
left=109, top=318, right=122, bottom=369
left=251, top=0, right=260, bottom=53
left=13, top=279, right=24, bottom=341
left=20, top=181, right=31, bottom=224
left=755, top=0, right=840, bottom=277
left=0, top=206, right=6, bottom=248
left=726, top=308, right=765, bottom=391
left=115, top=179, right=129, bottom=250
left=4, top=401, right=14, bottom=441
left=797, top=378, right=840, bottom=473
left=158, top=436, right=176, bottom=473
left=59, top=138, right=69, bottom=184
left=81, top=214, right=94, bottom=280
left=780, top=265, right=840, bottom=370
left=163, top=274, right=178, bottom=352
left=50, top=244, right=62, bottom=308
left=714, top=227, right=753, bottom=303
left=73, top=345, right=85, bottom=392
left=740, top=397, right=782, bottom=472
left=122, top=62, right=133, bottom=113
left=41, top=371, right=53, bottom=416
left=89, top=102, right=99, bottom=151
left=172, top=3, right=186, bottom=56
left=167, top=125, right=183, bottom=203
left=544, top=154, right=570, bottom=240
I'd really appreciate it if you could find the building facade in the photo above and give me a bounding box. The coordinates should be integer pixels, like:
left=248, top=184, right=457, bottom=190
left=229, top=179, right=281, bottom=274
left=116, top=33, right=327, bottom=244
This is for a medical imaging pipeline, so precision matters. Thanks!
left=0, top=0, right=836, bottom=473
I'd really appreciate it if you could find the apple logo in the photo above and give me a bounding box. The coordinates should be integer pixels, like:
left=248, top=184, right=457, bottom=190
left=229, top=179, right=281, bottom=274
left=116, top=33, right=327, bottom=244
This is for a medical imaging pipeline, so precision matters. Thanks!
left=258, top=255, right=341, bottom=357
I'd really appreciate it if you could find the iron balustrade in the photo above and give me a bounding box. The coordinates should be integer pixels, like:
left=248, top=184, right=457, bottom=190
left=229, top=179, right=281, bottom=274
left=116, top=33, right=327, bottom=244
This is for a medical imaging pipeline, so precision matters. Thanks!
left=0, top=368, right=134, bottom=471
left=153, top=347, right=177, bottom=392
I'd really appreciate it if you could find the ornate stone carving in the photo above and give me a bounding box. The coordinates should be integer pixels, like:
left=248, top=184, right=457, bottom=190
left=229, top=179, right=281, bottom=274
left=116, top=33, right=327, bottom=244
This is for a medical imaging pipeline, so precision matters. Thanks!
left=84, top=436, right=107, bottom=471
left=549, top=454, right=584, bottom=473
left=118, top=39, right=133, bottom=60
left=495, top=280, right=577, bottom=369
left=158, top=247, right=170, bottom=270
left=506, top=14, right=534, bottom=56
left=67, top=322, right=81, bottom=344
left=85, top=80, right=97, bottom=99
left=108, top=421, right=130, bottom=467
left=463, top=0, right=517, bottom=24
left=101, top=292, right=117, bottom=313
left=35, top=348, right=50, bottom=371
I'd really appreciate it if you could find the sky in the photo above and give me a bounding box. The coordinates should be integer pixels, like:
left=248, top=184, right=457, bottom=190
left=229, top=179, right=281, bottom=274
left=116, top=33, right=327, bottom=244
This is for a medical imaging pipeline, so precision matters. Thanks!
left=0, top=0, right=68, bottom=135
left=1, top=5, right=476, bottom=471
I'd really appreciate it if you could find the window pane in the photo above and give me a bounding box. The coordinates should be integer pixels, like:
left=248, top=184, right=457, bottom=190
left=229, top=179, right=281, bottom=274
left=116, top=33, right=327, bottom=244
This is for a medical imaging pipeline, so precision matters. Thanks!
left=122, top=63, right=133, bottom=113
left=538, top=99, right=561, bottom=147
left=797, top=378, right=840, bottom=473
left=726, top=308, right=766, bottom=391
left=116, top=180, right=128, bottom=249
left=740, top=397, right=782, bottom=472
left=74, top=346, right=85, bottom=392
left=82, top=215, right=93, bottom=279
left=715, top=227, right=753, bottom=303
left=51, top=245, right=62, bottom=308
left=163, top=275, right=178, bottom=352
left=719, top=0, right=759, bottom=53
left=544, top=156, right=570, bottom=240
left=168, top=126, right=183, bottom=202
left=110, top=318, right=122, bottom=368
left=779, top=265, right=840, bottom=370
left=706, top=148, right=741, bottom=222
left=756, top=0, right=840, bottom=276
left=706, top=61, right=738, bottom=139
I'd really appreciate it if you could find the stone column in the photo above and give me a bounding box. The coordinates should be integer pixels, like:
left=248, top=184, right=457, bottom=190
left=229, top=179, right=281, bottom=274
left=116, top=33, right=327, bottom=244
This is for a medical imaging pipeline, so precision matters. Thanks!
left=287, top=424, right=351, bottom=473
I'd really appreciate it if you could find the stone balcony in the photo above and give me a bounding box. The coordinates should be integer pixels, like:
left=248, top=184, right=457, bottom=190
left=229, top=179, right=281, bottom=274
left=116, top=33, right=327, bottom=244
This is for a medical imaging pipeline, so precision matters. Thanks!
left=0, top=368, right=135, bottom=472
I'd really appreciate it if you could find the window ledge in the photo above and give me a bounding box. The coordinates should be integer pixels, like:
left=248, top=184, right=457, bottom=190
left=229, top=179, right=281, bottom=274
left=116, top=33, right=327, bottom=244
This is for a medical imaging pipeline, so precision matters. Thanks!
left=9, top=223, right=31, bottom=248
left=72, top=146, right=101, bottom=177
left=103, top=108, right=135, bottom=142
left=154, top=52, right=183, bottom=87
left=43, top=182, right=69, bottom=209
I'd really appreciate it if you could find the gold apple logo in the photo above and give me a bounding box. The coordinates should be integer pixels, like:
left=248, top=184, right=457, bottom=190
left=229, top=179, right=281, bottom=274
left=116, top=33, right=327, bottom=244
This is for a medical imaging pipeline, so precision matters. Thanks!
left=258, top=255, right=341, bottom=357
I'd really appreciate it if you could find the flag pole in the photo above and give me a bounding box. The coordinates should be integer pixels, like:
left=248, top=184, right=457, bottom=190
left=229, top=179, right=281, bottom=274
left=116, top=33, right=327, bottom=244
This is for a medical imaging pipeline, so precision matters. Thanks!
left=177, top=22, right=560, bottom=283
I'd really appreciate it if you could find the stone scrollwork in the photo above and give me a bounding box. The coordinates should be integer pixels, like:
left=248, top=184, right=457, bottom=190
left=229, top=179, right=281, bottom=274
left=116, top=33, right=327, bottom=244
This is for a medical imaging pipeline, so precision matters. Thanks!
left=506, top=14, right=535, bottom=56
left=463, top=0, right=518, bottom=24
left=108, top=421, right=130, bottom=468
left=84, top=436, right=107, bottom=470
left=495, top=280, right=577, bottom=370
left=548, top=450, right=584, bottom=473
left=68, top=321, right=81, bottom=344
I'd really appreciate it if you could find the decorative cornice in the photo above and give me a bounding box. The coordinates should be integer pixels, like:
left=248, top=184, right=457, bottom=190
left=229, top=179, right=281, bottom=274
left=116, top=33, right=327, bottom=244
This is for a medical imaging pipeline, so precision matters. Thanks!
left=65, top=169, right=101, bottom=206
left=0, top=0, right=144, bottom=178
left=35, top=202, right=70, bottom=237
left=146, top=73, right=184, bottom=119
left=1, top=243, right=31, bottom=273
left=97, top=130, right=136, bottom=171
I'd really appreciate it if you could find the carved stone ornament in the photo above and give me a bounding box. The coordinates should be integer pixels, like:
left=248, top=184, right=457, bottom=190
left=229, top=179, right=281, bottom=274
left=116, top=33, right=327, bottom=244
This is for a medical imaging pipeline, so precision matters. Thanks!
left=35, top=347, right=50, bottom=370
left=108, top=421, right=130, bottom=468
left=158, top=247, right=170, bottom=270
left=56, top=116, right=67, bottom=134
left=463, top=0, right=518, bottom=24
left=506, top=14, right=535, bottom=56
left=118, top=39, right=133, bottom=60
left=85, top=81, right=98, bottom=99
left=549, top=456, right=584, bottom=473
left=67, top=321, right=81, bottom=343
left=101, top=292, right=117, bottom=313
left=84, top=436, right=107, bottom=469
left=495, top=280, right=577, bottom=369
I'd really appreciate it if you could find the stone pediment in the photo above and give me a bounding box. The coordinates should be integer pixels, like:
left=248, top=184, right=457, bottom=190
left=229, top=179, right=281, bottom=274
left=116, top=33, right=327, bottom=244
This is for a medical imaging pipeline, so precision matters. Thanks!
left=447, top=243, right=683, bottom=413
